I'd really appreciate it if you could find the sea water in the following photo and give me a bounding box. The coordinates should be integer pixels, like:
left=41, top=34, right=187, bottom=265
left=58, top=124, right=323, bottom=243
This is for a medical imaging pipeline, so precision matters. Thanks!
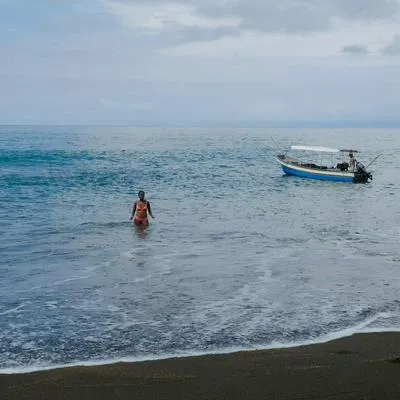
left=1, top=126, right=399, bottom=373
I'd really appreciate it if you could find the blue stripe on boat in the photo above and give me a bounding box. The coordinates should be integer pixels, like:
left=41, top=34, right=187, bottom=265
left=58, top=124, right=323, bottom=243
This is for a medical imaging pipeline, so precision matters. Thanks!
left=281, top=164, right=353, bottom=182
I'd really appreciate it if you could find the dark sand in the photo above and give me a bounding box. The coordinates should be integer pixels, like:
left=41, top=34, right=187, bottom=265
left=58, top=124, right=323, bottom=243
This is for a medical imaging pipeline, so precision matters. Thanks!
left=1, top=332, right=400, bottom=400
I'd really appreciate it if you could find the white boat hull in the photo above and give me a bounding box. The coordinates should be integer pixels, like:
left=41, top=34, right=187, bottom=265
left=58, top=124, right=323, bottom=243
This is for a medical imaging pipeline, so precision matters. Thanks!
left=277, top=155, right=357, bottom=182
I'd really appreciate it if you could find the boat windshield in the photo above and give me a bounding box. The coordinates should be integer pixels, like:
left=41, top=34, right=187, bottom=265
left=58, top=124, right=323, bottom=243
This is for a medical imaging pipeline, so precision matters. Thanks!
left=290, top=147, right=350, bottom=168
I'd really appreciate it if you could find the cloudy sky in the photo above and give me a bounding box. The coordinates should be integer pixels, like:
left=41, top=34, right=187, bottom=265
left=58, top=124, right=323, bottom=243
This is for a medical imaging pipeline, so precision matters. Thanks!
left=1, top=0, right=400, bottom=125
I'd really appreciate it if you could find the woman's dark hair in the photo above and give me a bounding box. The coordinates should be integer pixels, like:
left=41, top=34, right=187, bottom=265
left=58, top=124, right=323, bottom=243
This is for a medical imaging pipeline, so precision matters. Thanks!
left=138, top=190, right=145, bottom=197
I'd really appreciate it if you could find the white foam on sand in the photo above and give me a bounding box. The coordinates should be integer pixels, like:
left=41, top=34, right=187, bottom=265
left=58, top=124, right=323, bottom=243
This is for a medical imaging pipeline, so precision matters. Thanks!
left=2, top=323, right=400, bottom=375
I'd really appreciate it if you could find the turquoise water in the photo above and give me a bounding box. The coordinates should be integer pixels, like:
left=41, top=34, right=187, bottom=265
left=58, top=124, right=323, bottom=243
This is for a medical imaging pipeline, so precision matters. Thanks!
left=1, top=126, right=400, bottom=372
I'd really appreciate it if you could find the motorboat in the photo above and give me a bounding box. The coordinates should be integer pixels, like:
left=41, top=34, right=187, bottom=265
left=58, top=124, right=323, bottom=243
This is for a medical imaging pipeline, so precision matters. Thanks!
left=276, top=145, right=373, bottom=183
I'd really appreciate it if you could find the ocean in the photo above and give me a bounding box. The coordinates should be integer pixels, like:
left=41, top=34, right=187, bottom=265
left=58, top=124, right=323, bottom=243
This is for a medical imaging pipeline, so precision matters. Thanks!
left=1, top=126, right=399, bottom=373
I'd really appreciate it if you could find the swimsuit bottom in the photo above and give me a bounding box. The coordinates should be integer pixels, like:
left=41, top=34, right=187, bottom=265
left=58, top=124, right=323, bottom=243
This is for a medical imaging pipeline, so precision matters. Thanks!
left=134, top=217, right=149, bottom=226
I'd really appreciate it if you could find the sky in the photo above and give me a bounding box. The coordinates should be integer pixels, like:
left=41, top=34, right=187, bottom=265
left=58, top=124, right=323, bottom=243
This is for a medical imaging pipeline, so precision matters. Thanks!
left=1, top=0, right=400, bottom=126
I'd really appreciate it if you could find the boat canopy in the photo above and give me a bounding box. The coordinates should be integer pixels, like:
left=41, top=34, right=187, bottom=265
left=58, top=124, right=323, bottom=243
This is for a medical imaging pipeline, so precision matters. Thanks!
left=291, top=145, right=340, bottom=153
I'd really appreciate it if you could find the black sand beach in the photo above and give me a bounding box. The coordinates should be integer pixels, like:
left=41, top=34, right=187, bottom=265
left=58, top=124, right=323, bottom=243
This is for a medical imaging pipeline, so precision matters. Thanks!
left=1, top=332, right=400, bottom=400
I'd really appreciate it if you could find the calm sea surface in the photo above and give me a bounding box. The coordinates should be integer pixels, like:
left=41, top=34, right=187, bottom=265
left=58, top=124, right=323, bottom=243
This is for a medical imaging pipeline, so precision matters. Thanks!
left=0, top=126, right=399, bottom=373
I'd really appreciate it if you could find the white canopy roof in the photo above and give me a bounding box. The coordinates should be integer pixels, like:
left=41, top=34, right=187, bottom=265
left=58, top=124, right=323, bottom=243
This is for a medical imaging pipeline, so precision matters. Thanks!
left=291, top=145, right=340, bottom=153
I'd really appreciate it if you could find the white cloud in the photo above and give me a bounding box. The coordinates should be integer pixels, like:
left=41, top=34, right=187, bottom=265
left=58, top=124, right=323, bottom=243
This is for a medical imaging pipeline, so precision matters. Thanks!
left=104, top=0, right=400, bottom=35
left=382, top=35, right=400, bottom=55
left=101, top=0, right=400, bottom=59
left=1, top=0, right=400, bottom=124
left=102, top=1, right=240, bottom=30
left=162, top=22, right=399, bottom=59
left=99, top=97, right=119, bottom=108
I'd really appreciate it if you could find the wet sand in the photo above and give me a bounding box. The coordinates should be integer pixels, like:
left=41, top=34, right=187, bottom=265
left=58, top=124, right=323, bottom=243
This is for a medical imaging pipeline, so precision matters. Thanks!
left=1, top=332, right=400, bottom=400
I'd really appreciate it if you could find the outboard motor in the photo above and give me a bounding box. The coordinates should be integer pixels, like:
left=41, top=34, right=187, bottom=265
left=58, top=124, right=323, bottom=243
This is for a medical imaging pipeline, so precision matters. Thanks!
left=353, top=162, right=373, bottom=183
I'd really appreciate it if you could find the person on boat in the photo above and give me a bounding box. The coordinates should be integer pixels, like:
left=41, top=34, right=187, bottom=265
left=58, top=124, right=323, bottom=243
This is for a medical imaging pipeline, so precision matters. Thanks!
left=130, top=191, right=154, bottom=226
left=349, top=152, right=357, bottom=171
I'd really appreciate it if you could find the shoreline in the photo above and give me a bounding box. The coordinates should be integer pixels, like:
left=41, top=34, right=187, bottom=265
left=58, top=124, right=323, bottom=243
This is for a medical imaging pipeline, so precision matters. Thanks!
left=3, top=328, right=400, bottom=375
left=2, top=332, right=400, bottom=399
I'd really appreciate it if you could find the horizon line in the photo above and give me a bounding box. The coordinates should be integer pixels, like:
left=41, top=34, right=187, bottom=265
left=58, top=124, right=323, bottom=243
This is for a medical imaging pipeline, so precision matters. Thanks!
left=1, top=120, right=400, bottom=128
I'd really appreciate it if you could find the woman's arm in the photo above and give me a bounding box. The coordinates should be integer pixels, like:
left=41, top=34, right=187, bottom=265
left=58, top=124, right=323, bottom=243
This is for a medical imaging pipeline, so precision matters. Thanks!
left=130, top=202, right=136, bottom=220
left=147, top=201, right=154, bottom=218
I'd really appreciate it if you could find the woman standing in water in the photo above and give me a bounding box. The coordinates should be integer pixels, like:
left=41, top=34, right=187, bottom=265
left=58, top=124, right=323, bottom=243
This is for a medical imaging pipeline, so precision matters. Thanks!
left=130, top=190, right=154, bottom=227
